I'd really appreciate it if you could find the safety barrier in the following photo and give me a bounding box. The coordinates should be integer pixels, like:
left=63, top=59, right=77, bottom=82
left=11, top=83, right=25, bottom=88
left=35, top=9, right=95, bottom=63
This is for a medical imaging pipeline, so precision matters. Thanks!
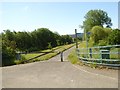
left=76, top=45, right=120, bottom=67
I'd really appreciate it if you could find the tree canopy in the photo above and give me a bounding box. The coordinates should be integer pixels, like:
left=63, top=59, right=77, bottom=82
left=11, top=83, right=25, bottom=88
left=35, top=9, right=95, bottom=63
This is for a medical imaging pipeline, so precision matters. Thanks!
left=89, top=26, right=120, bottom=46
left=91, top=26, right=106, bottom=43
left=2, top=28, right=73, bottom=66
left=83, top=9, right=112, bottom=33
left=108, top=29, right=120, bottom=45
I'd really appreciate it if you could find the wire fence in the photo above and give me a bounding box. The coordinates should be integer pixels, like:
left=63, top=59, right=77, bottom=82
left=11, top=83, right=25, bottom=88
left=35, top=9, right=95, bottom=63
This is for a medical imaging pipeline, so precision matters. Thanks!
left=76, top=45, right=120, bottom=67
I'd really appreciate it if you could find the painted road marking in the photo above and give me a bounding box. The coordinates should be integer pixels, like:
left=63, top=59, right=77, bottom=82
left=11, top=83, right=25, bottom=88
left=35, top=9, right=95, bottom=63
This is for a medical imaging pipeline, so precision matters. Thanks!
left=73, top=65, right=117, bottom=80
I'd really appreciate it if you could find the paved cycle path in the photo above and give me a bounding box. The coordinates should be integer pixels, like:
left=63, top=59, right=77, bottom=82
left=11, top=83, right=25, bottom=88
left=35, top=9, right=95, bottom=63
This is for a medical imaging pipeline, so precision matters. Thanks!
left=2, top=46, right=118, bottom=88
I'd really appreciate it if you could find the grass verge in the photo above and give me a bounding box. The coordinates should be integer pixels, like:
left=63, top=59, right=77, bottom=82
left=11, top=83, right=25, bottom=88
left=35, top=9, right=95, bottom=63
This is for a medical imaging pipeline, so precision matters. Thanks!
left=16, top=43, right=75, bottom=65
left=67, top=49, right=81, bottom=64
left=67, top=49, right=110, bottom=69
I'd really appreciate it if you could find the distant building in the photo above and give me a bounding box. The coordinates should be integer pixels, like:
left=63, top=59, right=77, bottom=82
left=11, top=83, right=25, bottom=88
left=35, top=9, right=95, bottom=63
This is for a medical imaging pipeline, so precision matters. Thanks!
left=68, top=33, right=83, bottom=39
left=68, top=33, right=83, bottom=42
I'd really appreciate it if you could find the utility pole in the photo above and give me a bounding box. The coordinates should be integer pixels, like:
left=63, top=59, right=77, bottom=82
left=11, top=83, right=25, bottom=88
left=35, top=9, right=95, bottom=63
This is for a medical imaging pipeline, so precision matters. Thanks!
left=86, top=30, right=88, bottom=58
left=75, top=29, right=78, bottom=48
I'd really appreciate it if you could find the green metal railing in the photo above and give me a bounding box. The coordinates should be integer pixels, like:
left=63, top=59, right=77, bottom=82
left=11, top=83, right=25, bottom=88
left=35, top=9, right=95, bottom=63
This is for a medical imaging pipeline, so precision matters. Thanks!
left=76, top=45, right=120, bottom=67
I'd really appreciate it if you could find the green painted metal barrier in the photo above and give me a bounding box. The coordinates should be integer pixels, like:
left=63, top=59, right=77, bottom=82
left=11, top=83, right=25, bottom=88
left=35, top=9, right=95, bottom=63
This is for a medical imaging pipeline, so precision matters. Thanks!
left=76, top=45, right=120, bottom=67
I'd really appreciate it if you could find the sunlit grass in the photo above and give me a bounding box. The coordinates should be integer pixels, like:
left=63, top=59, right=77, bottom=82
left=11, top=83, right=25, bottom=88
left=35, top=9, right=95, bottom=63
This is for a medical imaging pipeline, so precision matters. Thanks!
left=37, top=53, right=57, bottom=61
left=78, top=41, right=119, bottom=60
left=68, top=49, right=80, bottom=64
left=79, top=41, right=86, bottom=48
left=17, top=43, right=75, bottom=64
left=22, top=53, right=43, bottom=60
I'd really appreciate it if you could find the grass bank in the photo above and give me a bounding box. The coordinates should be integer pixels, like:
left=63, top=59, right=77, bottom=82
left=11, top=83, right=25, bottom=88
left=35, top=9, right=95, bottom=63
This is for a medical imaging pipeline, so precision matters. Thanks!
left=67, top=49, right=109, bottom=69
left=68, top=41, right=119, bottom=69
left=67, top=49, right=82, bottom=65
left=15, top=43, right=75, bottom=65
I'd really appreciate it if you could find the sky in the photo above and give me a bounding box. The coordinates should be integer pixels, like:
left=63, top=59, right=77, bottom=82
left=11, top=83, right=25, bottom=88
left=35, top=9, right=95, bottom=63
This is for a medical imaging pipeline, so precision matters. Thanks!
left=0, top=2, right=118, bottom=35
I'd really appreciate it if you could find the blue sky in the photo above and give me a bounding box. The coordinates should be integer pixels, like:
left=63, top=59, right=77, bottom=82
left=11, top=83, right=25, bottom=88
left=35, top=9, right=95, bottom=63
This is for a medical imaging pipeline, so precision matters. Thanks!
left=1, top=2, right=118, bottom=35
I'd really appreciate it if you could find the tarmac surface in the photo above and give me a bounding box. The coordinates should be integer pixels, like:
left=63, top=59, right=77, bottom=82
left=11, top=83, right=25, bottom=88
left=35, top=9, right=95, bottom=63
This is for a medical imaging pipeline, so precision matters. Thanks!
left=2, top=46, right=118, bottom=88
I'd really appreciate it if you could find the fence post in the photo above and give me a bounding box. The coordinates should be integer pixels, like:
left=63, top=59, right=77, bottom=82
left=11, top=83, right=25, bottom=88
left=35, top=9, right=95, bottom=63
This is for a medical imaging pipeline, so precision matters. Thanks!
left=99, top=47, right=103, bottom=64
left=89, top=48, right=92, bottom=58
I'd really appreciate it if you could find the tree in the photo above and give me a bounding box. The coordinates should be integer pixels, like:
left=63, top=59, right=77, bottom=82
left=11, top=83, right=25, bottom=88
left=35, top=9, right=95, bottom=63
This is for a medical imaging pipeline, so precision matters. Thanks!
left=53, top=32, right=61, bottom=46
left=91, top=26, right=107, bottom=44
left=60, top=35, right=73, bottom=45
left=36, top=28, right=57, bottom=49
left=82, top=9, right=112, bottom=39
left=108, top=29, right=120, bottom=45
left=2, top=42, right=16, bottom=66
left=2, top=31, right=16, bottom=66
left=48, top=42, right=52, bottom=51
left=14, top=31, right=32, bottom=51
left=104, top=27, right=112, bottom=36
left=2, top=28, right=75, bottom=66
left=3, top=30, right=15, bottom=41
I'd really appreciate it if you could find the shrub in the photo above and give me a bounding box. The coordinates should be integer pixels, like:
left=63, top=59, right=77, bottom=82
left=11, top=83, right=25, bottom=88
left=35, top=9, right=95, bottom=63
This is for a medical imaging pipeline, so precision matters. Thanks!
left=2, top=46, right=16, bottom=66
left=98, top=39, right=108, bottom=46
left=108, top=29, right=120, bottom=45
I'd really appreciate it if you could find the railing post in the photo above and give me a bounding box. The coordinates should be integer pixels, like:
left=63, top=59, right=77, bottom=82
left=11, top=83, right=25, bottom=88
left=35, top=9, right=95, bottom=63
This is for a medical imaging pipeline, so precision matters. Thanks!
left=89, top=48, right=92, bottom=58
left=77, top=45, right=120, bottom=67
left=99, top=47, right=102, bottom=64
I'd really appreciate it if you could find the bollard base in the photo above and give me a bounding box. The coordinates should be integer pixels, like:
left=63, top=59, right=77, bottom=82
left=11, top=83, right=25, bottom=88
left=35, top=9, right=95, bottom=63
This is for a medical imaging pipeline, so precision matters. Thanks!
left=61, top=59, right=63, bottom=62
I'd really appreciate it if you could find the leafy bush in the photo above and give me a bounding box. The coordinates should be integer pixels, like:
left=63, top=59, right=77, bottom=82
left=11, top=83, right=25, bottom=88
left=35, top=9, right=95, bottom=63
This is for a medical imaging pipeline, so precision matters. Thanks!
left=68, top=50, right=79, bottom=64
left=2, top=46, right=16, bottom=66
left=108, top=29, right=120, bottom=45
left=89, top=26, right=120, bottom=46
left=91, top=26, right=107, bottom=44
left=98, top=39, right=108, bottom=46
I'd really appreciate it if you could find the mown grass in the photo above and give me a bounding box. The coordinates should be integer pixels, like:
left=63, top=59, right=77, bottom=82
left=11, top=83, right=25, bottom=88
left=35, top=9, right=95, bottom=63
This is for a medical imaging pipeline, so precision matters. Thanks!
left=25, top=53, right=58, bottom=63
left=37, top=44, right=75, bottom=61
left=36, top=53, right=57, bottom=61
left=22, top=53, right=43, bottom=60
left=41, top=46, right=61, bottom=53
left=16, top=43, right=75, bottom=64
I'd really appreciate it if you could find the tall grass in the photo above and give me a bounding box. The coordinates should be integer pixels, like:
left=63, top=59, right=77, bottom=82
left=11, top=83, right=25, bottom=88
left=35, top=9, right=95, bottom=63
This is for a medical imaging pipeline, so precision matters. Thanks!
left=68, top=49, right=80, bottom=64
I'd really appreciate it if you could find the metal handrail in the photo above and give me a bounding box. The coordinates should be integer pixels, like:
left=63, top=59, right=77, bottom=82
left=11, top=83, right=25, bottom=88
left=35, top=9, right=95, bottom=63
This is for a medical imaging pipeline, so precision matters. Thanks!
left=76, top=45, right=120, bottom=67
left=78, top=57, right=119, bottom=61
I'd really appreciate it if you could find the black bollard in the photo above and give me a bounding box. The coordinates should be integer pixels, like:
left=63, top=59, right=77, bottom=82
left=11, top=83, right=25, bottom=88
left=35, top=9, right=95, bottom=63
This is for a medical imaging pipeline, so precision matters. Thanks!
left=61, top=51, right=63, bottom=62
